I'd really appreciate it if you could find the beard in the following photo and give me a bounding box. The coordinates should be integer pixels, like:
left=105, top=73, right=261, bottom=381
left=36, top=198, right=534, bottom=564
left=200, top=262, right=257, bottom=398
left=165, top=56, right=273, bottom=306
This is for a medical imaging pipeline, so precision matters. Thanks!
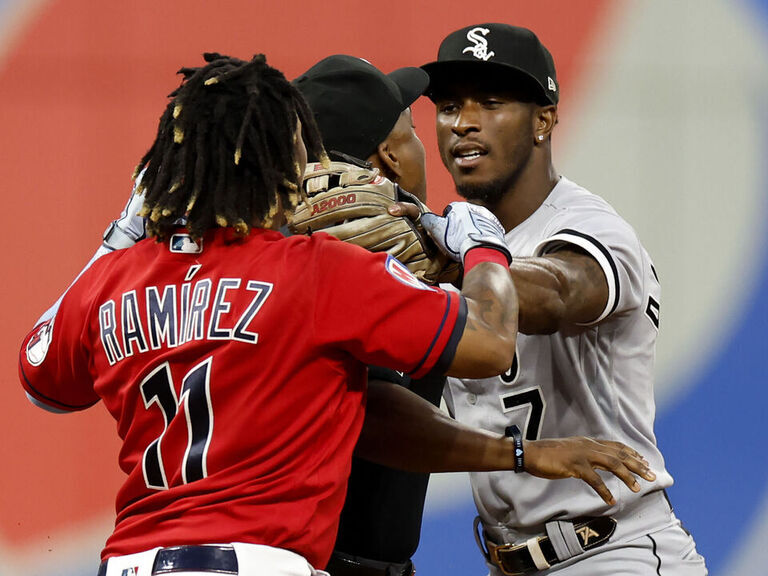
left=455, top=161, right=527, bottom=208
left=453, top=140, right=534, bottom=208
left=456, top=176, right=512, bottom=206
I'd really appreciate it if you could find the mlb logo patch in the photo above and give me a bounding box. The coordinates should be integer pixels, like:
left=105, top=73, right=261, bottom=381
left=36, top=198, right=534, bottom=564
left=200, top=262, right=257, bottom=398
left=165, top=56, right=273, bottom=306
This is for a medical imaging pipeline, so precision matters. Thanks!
left=170, top=234, right=203, bottom=254
left=121, top=567, right=140, bottom=576
left=385, top=255, right=436, bottom=292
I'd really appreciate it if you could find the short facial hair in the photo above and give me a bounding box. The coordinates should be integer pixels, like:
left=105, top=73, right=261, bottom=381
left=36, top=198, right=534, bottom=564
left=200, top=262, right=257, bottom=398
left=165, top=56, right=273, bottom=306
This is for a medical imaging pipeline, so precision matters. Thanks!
left=454, top=132, right=534, bottom=208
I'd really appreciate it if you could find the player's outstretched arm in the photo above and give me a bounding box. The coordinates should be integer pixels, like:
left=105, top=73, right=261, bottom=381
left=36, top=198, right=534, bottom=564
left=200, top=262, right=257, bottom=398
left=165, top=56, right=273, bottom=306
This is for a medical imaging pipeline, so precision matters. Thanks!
left=415, top=202, right=519, bottom=378
left=356, top=378, right=522, bottom=472
left=389, top=201, right=610, bottom=335
left=449, top=259, right=518, bottom=377
left=506, top=248, right=609, bottom=334
left=523, top=437, right=656, bottom=506
left=357, top=380, right=656, bottom=505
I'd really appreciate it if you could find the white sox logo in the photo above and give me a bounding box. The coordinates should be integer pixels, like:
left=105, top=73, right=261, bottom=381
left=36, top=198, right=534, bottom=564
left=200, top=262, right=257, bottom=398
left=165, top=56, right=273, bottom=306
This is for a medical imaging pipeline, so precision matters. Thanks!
left=463, top=27, right=495, bottom=61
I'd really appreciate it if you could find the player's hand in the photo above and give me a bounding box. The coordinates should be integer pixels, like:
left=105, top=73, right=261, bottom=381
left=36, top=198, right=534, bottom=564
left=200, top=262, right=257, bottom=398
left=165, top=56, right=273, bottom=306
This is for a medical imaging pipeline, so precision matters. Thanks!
left=388, top=201, right=422, bottom=221
left=523, top=437, right=657, bottom=506
left=102, top=171, right=147, bottom=251
left=392, top=201, right=511, bottom=265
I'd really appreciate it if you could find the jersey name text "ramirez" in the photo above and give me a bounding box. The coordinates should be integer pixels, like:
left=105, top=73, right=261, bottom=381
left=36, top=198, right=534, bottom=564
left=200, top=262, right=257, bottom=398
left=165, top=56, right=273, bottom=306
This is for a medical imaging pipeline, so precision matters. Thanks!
left=99, top=277, right=273, bottom=365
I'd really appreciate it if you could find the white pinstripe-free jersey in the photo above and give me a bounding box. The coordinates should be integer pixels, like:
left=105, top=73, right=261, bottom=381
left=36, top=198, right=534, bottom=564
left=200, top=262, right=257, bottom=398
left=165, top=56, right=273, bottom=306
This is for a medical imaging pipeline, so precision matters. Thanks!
left=445, top=176, right=673, bottom=531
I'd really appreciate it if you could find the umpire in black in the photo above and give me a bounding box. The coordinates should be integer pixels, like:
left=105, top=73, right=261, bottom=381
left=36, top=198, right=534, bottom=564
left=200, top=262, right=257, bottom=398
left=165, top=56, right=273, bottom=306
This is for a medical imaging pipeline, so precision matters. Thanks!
left=294, top=55, right=436, bottom=576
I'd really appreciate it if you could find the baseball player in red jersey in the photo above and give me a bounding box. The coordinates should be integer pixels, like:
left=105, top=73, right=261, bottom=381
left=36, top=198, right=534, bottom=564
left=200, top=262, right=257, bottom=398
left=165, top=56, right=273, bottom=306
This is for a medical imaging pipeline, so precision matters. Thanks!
left=19, top=53, right=655, bottom=576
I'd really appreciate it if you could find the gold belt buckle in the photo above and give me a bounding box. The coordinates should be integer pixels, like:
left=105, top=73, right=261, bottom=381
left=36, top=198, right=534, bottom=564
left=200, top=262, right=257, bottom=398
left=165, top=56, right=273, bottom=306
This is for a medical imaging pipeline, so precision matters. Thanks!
left=488, top=541, right=527, bottom=576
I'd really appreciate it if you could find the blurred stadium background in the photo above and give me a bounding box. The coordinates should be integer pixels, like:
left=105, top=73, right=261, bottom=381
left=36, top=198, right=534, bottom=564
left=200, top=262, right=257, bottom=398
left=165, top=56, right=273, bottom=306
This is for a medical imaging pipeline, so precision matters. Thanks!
left=0, top=1, right=765, bottom=574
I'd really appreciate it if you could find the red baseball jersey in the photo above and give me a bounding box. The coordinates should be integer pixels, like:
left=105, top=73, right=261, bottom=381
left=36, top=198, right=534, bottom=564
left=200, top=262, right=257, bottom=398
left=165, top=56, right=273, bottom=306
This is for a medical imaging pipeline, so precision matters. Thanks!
left=19, top=227, right=466, bottom=568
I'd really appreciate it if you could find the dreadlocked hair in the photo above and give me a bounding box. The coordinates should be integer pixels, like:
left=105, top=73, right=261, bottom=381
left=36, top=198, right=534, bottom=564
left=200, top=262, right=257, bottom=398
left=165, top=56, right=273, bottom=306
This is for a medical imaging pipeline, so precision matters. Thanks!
left=134, top=52, right=327, bottom=241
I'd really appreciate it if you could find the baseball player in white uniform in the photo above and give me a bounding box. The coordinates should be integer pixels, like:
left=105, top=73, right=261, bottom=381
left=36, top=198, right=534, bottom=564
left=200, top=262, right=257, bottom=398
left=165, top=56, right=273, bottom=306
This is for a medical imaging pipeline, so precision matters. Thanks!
left=417, top=23, right=709, bottom=575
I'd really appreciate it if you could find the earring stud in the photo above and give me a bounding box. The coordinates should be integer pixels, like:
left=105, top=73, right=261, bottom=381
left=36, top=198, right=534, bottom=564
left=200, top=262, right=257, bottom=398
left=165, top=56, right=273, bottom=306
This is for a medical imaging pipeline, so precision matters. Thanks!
left=537, top=135, right=544, bottom=141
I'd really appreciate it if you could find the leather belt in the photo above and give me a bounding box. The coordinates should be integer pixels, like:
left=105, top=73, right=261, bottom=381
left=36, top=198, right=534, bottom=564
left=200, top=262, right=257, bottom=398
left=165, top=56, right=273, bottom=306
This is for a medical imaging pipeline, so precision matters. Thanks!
left=325, top=551, right=415, bottom=576
left=97, top=545, right=238, bottom=576
left=485, top=516, right=616, bottom=576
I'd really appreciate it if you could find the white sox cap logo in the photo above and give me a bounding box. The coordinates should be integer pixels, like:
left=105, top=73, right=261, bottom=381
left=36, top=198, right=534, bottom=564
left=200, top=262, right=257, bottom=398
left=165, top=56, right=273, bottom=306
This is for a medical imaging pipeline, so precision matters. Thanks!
left=463, top=27, right=495, bottom=61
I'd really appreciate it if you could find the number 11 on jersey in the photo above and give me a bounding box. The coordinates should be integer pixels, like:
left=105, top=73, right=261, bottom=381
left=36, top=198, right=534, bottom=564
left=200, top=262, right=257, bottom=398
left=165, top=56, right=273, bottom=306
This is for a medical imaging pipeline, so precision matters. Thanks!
left=140, top=357, right=214, bottom=490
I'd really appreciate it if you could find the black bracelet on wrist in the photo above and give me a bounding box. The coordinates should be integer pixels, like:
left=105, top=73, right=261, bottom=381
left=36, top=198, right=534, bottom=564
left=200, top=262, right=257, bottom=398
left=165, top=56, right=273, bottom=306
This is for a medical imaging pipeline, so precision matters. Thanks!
left=505, top=424, right=524, bottom=473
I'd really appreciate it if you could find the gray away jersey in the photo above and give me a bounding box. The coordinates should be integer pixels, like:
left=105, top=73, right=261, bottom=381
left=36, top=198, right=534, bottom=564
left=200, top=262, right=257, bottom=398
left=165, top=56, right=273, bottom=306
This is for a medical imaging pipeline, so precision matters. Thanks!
left=445, top=176, right=673, bottom=533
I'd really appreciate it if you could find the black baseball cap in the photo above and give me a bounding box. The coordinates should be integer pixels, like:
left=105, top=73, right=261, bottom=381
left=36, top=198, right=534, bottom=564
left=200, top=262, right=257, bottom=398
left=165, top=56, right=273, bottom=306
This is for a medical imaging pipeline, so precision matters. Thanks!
left=422, top=23, right=558, bottom=105
left=294, top=55, right=429, bottom=160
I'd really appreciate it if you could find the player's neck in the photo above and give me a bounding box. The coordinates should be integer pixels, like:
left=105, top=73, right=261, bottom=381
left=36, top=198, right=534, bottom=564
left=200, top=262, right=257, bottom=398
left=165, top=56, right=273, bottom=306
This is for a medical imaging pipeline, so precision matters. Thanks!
left=492, top=161, right=559, bottom=232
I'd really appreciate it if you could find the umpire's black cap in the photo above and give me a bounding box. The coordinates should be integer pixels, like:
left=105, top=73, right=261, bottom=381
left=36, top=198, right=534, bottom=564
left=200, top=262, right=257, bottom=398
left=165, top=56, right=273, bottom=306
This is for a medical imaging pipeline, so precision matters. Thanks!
left=422, top=23, right=559, bottom=105
left=294, top=55, right=429, bottom=160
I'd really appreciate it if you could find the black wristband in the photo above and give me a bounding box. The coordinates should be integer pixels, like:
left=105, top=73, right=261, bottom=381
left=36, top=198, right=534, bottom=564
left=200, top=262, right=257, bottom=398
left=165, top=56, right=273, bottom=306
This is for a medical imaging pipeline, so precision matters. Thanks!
left=505, top=424, right=524, bottom=473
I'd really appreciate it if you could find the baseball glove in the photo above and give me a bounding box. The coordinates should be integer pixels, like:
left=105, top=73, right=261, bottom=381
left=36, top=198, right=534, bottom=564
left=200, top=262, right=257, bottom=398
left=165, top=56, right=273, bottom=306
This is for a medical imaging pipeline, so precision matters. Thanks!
left=289, top=161, right=459, bottom=285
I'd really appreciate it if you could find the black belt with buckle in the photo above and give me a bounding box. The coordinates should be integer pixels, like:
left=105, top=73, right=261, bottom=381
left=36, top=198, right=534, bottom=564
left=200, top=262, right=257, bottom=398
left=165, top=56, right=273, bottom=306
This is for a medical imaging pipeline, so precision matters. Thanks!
left=97, top=545, right=239, bottom=576
left=486, top=516, right=616, bottom=576
left=325, top=551, right=415, bottom=576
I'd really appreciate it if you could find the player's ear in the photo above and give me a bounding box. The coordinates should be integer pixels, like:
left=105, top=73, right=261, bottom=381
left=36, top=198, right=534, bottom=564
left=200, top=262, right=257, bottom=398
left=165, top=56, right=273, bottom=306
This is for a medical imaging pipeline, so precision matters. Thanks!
left=374, top=139, right=401, bottom=183
left=533, top=105, right=558, bottom=143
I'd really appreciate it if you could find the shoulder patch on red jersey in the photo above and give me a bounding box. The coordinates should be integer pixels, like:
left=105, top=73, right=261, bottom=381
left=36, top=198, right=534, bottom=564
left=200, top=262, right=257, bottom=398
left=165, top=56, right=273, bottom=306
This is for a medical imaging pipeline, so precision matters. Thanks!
left=26, top=319, right=54, bottom=366
left=385, top=255, right=437, bottom=292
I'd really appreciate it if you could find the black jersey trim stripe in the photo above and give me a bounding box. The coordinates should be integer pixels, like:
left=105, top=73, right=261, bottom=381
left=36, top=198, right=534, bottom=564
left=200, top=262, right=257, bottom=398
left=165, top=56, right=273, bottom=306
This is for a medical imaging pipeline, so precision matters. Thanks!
left=18, top=357, right=97, bottom=412
left=649, top=534, right=662, bottom=575
left=409, top=292, right=467, bottom=378
left=427, top=294, right=468, bottom=379
left=546, top=228, right=621, bottom=319
left=407, top=291, right=453, bottom=376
